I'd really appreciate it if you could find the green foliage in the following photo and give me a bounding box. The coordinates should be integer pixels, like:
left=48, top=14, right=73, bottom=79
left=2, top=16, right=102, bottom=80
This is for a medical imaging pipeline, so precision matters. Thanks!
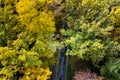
left=63, top=0, right=120, bottom=79
left=63, top=0, right=120, bottom=67
left=101, top=57, right=120, bottom=80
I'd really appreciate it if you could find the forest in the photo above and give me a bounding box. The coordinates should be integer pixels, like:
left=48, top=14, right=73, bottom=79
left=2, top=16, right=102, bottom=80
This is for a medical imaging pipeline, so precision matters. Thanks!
left=0, top=0, right=120, bottom=80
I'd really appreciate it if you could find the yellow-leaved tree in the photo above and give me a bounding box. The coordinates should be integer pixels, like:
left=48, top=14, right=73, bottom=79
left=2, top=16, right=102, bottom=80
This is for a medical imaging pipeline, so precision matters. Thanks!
left=110, top=6, right=120, bottom=41
left=0, top=0, right=59, bottom=80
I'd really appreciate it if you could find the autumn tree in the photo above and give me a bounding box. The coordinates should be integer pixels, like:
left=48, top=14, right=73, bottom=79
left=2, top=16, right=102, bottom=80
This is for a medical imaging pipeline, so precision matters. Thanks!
left=0, top=0, right=59, bottom=79
left=110, top=6, right=120, bottom=42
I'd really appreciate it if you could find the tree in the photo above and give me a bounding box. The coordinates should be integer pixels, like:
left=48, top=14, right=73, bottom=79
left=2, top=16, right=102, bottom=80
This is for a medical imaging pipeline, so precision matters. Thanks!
left=62, top=0, right=120, bottom=67
left=110, top=6, right=120, bottom=42
left=0, top=0, right=59, bottom=79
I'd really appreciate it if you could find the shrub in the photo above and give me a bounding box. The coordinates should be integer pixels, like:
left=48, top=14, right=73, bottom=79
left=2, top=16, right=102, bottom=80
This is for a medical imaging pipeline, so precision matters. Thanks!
left=74, top=69, right=103, bottom=80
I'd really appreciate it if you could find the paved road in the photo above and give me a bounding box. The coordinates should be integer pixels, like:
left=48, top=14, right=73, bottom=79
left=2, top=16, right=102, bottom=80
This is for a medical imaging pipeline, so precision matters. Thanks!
left=57, top=47, right=67, bottom=80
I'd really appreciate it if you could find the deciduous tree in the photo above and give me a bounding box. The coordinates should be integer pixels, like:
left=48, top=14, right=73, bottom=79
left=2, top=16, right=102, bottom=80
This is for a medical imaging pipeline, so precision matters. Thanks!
left=0, top=0, right=58, bottom=79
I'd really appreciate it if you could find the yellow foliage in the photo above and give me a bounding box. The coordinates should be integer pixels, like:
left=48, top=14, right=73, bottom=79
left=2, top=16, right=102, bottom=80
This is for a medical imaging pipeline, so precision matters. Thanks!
left=92, top=40, right=103, bottom=49
left=110, top=6, right=120, bottom=41
left=0, top=0, right=57, bottom=79
left=110, top=6, right=120, bottom=23
left=0, top=47, right=16, bottom=60
left=38, top=0, right=45, bottom=3
left=18, top=55, right=26, bottom=61
left=4, top=0, right=17, bottom=4
left=21, top=68, right=51, bottom=80
left=111, top=27, right=120, bottom=41
left=16, top=0, right=55, bottom=34
left=81, top=0, right=96, bottom=6
left=16, top=0, right=38, bottom=23
left=46, top=0, right=53, bottom=5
